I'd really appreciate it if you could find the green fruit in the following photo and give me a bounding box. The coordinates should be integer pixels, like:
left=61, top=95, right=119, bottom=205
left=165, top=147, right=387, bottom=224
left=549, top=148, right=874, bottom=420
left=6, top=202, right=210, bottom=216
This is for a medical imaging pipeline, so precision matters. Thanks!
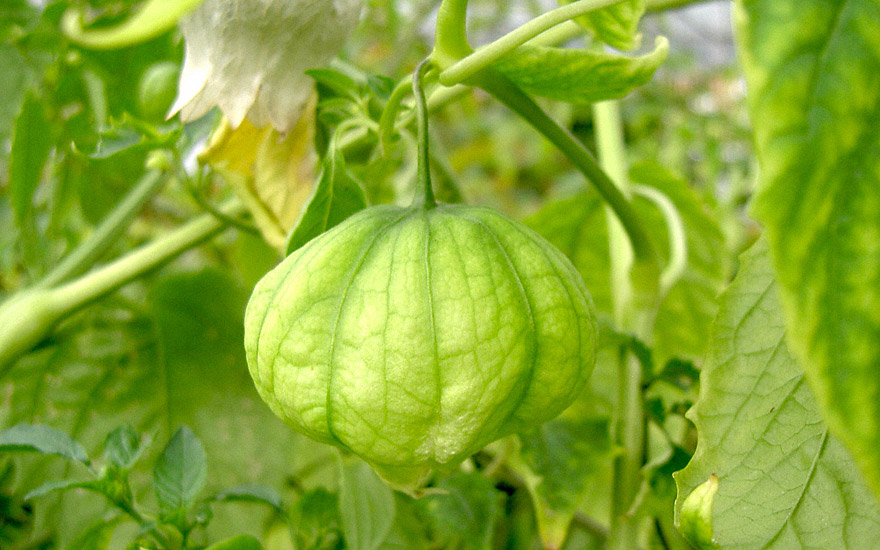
left=244, top=203, right=597, bottom=491
left=137, top=61, right=179, bottom=121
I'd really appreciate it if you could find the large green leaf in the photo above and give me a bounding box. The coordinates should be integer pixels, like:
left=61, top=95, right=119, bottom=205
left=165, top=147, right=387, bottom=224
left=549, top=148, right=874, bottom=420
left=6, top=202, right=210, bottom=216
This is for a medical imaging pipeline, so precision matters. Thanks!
left=494, top=37, right=668, bottom=105
left=674, top=240, right=880, bottom=549
left=736, top=0, right=880, bottom=497
left=526, top=162, right=726, bottom=364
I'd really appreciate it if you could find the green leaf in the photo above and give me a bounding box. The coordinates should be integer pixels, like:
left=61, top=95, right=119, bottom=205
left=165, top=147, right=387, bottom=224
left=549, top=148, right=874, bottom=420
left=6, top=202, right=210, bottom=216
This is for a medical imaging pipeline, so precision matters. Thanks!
left=735, top=0, right=880, bottom=499
left=306, top=68, right=361, bottom=100
left=24, top=478, right=101, bottom=501
left=153, top=425, right=207, bottom=511
left=290, top=488, right=344, bottom=550
left=494, top=37, right=667, bottom=104
left=60, top=0, right=206, bottom=50
left=559, top=0, right=646, bottom=51
left=339, top=459, right=396, bottom=550
left=509, top=419, right=613, bottom=549
left=285, top=144, right=368, bottom=255
left=67, top=516, right=124, bottom=550
left=104, top=424, right=147, bottom=470
left=0, top=424, right=89, bottom=464
left=674, top=240, right=880, bottom=548
left=422, top=473, right=506, bottom=550
left=526, top=162, right=726, bottom=364
left=205, top=535, right=263, bottom=550
left=9, top=91, right=52, bottom=231
left=213, top=484, right=284, bottom=513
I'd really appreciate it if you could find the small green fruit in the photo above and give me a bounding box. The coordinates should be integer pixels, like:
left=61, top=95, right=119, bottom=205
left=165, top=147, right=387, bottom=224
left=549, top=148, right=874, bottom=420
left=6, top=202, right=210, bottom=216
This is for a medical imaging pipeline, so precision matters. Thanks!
left=138, top=61, right=179, bottom=121
left=244, top=203, right=597, bottom=490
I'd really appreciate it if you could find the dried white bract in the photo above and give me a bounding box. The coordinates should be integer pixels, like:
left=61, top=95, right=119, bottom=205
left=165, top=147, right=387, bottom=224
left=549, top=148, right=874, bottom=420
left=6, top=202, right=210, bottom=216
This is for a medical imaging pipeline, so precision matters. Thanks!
left=172, top=0, right=362, bottom=132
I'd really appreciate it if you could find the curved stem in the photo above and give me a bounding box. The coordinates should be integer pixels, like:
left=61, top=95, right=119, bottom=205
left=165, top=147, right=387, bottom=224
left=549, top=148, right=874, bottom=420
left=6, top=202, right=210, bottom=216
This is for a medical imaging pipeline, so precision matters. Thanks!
left=474, top=71, right=657, bottom=266
left=438, top=0, right=626, bottom=86
left=379, top=76, right=414, bottom=155
left=37, top=170, right=167, bottom=289
left=631, top=185, right=687, bottom=295
left=412, top=59, right=437, bottom=209
left=434, top=0, right=473, bottom=67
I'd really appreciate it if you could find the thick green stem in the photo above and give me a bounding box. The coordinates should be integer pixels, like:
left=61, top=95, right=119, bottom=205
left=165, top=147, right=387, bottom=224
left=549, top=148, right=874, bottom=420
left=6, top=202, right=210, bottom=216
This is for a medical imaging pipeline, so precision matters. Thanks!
left=37, top=170, right=167, bottom=289
left=438, top=0, right=627, bottom=86
left=412, top=59, right=437, bottom=209
left=646, top=0, right=707, bottom=12
left=475, top=72, right=658, bottom=267
left=0, top=201, right=243, bottom=375
left=433, top=0, right=473, bottom=67
left=593, top=99, right=645, bottom=550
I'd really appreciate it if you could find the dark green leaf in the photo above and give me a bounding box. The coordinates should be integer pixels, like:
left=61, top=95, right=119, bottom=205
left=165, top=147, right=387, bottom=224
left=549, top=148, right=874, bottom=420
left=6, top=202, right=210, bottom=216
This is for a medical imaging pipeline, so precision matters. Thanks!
left=559, top=0, right=646, bottom=51
left=737, top=0, right=880, bottom=498
left=9, top=91, right=52, bottom=231
left=339, top=460, right=395, bottom=550
left=0, top=424, right=89, bottom=464
left=306, top=68, right=360, bottom=100
left=285, top=145, right=368, bottom=255
left=494, top=37, right=667, bottom=104
left=104, top=424, right=147, bottom=470
left=213, top=484, right=284, bottom=513
left=510, top=419, right=613, bottom=548
left=153, top=426, right=207, bottom=511
left=674, top=240, right=880, bottom=548
left=290, top=488, right=344, bottom=550
left=422, top=473, right=505, bottom=550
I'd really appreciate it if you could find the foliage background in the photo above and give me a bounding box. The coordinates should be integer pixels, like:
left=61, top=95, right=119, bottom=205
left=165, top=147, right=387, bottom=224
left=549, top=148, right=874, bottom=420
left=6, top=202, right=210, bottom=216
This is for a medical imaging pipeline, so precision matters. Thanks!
left=0, top=0, right=761, bottom=548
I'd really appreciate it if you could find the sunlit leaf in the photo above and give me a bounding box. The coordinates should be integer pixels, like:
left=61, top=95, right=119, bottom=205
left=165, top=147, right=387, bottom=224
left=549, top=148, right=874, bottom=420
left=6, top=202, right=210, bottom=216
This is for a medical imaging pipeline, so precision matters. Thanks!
left=674, top=241, right=880, bottom=548
left=495, top=37, right=667, bottom=104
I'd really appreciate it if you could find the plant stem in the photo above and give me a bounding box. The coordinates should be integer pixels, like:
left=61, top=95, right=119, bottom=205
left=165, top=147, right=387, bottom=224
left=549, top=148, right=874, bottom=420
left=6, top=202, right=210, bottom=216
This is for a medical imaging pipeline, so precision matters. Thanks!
left=593, top=99, right=645, bottom=550
left=438, top=0, right=627, bottom=86
left=475, top=71, right=658, bottom=266
left=0, top=201, right=243, bottom=374
left=646, top=0, right=707, bottom=12
left=593, top=100, right=634, bottom=329
left=412, top=59, right=437, bottom=209
left=37, top=170, right=167, bottom=289
left=433, top=0, right=473, bottom=68
left=50, top=201, right=244, bottom=314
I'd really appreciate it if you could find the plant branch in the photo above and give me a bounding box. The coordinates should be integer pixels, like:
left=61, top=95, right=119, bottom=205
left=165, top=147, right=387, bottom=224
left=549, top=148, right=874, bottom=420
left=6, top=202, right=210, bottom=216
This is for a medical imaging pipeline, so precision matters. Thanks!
left=437, top=0, right=627, bottom=86
left=646, top=0, right=707, bottom=12
left=37, top=170, right=167, bottom=289
left=474, top=71, right=658, bottom=266
left=50, top=200, right=244, bottom=314
left=0, top=201, right=244, bottom=374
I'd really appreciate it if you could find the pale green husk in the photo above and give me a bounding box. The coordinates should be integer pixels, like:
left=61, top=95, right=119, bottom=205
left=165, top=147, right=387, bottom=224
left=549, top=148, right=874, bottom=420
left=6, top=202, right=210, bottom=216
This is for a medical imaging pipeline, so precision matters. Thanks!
left=244, top=204, right=597, bottom=491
